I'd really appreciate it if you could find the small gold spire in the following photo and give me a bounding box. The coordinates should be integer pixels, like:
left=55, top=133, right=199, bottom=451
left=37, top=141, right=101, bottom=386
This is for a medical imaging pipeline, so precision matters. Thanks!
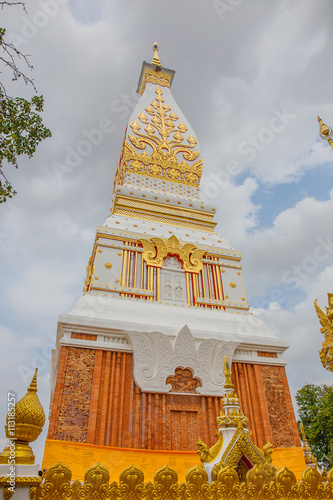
left=151, top=42, right=162, bottom=67
left=318, top=116, right=333, bottom=150
left=224, top=356, right=233, bottom=389
left=28, top=367, right=38, bottom=392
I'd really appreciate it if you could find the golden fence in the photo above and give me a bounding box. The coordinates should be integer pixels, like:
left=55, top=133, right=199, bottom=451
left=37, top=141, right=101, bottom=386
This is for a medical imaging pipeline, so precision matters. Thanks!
left=31, top=461, right=333, bottom=500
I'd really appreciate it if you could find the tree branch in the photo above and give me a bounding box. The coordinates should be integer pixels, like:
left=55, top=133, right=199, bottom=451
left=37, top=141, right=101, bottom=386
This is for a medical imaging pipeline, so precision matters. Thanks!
left=0, top=2, right=27, bottom=13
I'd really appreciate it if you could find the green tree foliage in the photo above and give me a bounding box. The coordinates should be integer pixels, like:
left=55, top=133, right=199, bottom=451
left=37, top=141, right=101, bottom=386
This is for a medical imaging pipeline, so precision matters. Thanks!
left=0, top=15, right=52, bottom=203
left=296, top=384, right=333, bottom=462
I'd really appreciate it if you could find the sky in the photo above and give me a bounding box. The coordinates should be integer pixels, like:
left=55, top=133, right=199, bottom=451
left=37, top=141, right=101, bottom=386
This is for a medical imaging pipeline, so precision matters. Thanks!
left=1, top=0, right=333, bottom=464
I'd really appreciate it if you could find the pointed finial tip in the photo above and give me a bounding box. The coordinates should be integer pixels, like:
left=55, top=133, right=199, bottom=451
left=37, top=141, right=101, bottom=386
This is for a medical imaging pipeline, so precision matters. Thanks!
left=151, top=42, right=162, bottom=67
left=28, top=367, right=38, bottom=393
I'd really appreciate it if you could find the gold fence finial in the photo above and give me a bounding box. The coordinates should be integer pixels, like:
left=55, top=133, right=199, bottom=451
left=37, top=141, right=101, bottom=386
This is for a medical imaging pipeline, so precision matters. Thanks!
left=0, top=367, right=45, bottom=464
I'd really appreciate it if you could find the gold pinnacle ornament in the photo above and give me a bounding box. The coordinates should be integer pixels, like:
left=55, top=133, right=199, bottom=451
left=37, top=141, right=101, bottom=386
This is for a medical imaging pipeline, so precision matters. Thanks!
left=151, top=41, right=162, bottom=67
left=318, top=116, right=333, bottom=150
left=0, top=368, right=45, bottom=464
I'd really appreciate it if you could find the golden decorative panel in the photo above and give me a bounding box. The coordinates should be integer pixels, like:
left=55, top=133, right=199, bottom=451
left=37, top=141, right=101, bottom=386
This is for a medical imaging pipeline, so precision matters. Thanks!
left=315, top=293, right=333, bottom=372
left=115, top=196, right=215, bottom=223
left=32, top=460, right=333, bottom=500
left=138, top=67, right=172, bottom=95
left=113, top=208, right=214, bottom=232
left=139, top=235, right=206, bottom=273
left=114, top=86, right=203, bottom=189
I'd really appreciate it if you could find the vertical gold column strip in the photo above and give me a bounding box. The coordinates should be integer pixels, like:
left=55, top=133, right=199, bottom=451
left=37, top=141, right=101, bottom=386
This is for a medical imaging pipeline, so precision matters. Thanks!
left=121, top=249, right=128, bottom=293
left=157, top=267, right=160, bottom=302
left=206, top=264, right=212, bottom=299
left=126, top=247, right=130, bottom=288
left=140, top=256, right=143, bottom=294
left=214, top=265, right=223, bottom=309
left=186, top=273, right=191, bottom=306
left=133, top=249, right=138, bottom=289
left=193, top=274, right=199, bottom=306
left=200, top=270, right=207, bottom=307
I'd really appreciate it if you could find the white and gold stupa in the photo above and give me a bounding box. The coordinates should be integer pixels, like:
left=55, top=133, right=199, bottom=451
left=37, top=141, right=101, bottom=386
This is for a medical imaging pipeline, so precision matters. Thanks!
left=44, top=44, right=303, bottom=480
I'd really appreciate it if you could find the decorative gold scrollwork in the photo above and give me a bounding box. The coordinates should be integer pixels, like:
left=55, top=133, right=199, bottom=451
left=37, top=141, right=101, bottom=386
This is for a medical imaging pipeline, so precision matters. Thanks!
left=186, top=465, right=212, bottom=498
left=138, top=67, right=172, bottom=95
left=139, top=235, right=206, bottom=273
left=114, top=86, right=203, bottom=189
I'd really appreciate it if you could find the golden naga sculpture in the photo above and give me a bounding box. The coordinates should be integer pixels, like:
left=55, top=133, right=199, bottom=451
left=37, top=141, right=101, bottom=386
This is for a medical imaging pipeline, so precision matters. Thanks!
left=0, top=368, right=45, bottom=465
left=318, top=116, right=333, bottom=150
left=32, top=460, right=333, bottom=500
left=314, top=293, right=333, bottom=372
left=197, top=429, right=223, bottom=463
left=139, top=234, right=206, bottom=273
left=262, top=440, right=273, bottom=464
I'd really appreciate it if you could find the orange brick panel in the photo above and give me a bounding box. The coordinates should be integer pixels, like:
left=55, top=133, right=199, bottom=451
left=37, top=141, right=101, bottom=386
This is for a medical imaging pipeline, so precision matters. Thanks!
left=259, top=365, right=298, bottom=447
left=54, top=347, right=96, bottom=442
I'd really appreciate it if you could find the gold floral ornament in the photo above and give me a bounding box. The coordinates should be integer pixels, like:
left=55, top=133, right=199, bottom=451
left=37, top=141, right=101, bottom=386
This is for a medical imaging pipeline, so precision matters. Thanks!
left=29, top=460, right=333, bottom=500
left=114, top=86, right=203, bottom=188
left=0, top=368, right=45, bottom=465
left=314, top=293, right=333, bottom=372
left=139, top=234, right=206, bottom=273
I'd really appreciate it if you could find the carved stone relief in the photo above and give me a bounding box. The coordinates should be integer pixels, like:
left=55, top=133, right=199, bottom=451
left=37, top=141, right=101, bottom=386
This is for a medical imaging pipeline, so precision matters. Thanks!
left=160, top=256, right=186, bottom=304
left=126, top=325, right=238, bottom=396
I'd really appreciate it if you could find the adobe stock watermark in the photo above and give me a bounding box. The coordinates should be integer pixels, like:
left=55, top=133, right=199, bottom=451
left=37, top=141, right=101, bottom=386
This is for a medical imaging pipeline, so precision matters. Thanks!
left=237, top=107, right=296, bottom=162
left=251, top=234, right=333, bottom=313
left=8, top=0, right=69, bottom=49
left=52, top=88, right=139, bottom=183
left=17, top=332, right=55, bottom=386
left=201, top=106, right=296, bottom=203
left=213, top=0, right=244, bottom=22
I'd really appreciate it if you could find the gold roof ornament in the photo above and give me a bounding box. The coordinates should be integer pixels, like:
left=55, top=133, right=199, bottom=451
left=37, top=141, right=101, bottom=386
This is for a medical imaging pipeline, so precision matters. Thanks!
left=0, top=368, right=45, bottom=464
left=314, top=293, right=333, bottom=372
left=217, top=357, right=248, bottom=429
left=151, top=42, right=162, bottom=67
left=318, top=116, right=333, bottom=150
left=223, top=356, right=233, bottom=389
left=198, top=358, right=276, bottom=483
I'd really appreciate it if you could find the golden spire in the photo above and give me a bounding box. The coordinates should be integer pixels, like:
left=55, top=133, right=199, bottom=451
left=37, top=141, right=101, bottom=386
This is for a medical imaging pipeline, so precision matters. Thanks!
left=318, top=116, right=333, bottom=150
left=0, top=368, right=45, bottom=464
left=224, top=356, right=233, bottom=389
left=151, top=41, right=162, bottom=67
left=217, top=357, right=249, bottom=429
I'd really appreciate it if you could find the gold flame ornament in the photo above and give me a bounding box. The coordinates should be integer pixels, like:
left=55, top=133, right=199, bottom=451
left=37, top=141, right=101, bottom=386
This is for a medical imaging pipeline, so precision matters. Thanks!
left=0, top=368, right=45, bottom=464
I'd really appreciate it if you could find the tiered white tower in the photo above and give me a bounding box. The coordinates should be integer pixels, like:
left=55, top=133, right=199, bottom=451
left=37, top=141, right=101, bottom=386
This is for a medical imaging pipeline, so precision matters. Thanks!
left=45, top=45, right=301, bottom=478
